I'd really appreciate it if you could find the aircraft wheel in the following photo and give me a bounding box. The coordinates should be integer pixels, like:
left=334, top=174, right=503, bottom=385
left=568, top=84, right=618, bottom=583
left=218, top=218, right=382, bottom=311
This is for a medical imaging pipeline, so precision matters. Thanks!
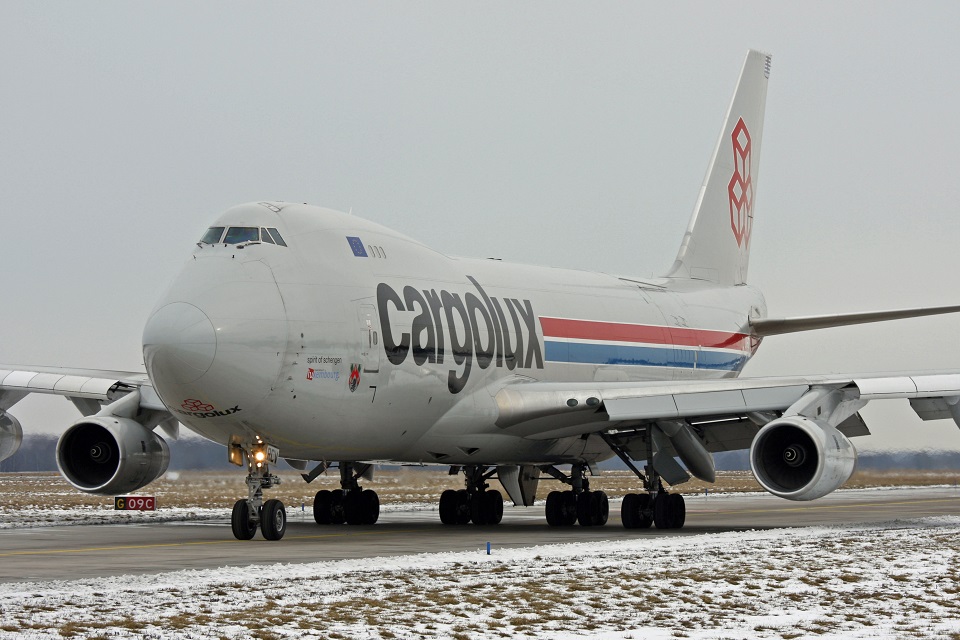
left=637, top=493, right=653, bottom=529
left=591, top=491, right=609, bottom=526
left=670, top=493, right=686, bottom=529
left=344, top=490, right=362, bottom=525
left=261, top=499, right=286, bottom=541
left=576, top=490, right=594, bottom=527
left=455, top=490, right=472, bottom=524
left=330, top=491, right=346, bottom=524
left=231, top=499, right=257, bottom=540
left=545, top=491, right=564, bottom=526
left=313, top=490, right=332, bottom=525
left=653, top=493, right=673, bottom=529
left=621, top=493, right=640, bottom=529
left=361, top=489, right=380, bottom=525
left=439, top=489, right=458, bottom=524
left=483, top=489, right=503, bottom=525
left=470, top=492, right=487, bottom=525
left=562, top=491, right=578, bottom=525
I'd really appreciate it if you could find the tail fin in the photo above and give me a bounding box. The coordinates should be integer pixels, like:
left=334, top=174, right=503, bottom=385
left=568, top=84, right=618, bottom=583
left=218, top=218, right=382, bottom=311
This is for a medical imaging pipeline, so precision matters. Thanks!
left=666, top=49, right=771, bottom=286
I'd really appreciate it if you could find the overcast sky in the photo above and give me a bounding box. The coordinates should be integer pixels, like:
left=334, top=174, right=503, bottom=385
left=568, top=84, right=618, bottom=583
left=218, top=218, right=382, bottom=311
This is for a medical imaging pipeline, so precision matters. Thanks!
left=2, top=2, right=960, bottom=451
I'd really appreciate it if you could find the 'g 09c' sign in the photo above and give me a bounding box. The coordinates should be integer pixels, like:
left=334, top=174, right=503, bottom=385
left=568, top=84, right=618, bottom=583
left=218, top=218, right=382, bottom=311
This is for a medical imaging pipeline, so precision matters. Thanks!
left=114, top=496, right=156, bottom=511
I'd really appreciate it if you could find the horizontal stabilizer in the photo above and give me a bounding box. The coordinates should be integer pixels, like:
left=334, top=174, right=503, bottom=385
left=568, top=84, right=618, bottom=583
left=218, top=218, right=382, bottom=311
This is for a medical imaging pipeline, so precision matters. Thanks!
left=750, top=304, right=960, bottom=337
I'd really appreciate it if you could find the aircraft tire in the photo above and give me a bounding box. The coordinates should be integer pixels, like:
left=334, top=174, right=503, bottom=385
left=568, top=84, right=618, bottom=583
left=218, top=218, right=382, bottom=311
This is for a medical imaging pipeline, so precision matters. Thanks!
left=470, top=493, right=487, bottom=525
left=562, top=491, right=578, bottom=525
left=330, top=491, right=346, bottom=524
left=482, top=489, right=503, bottom=525
left=621, top=493, right=640, bottom=529
left=361, top=489, right=380, bottom=525
left=439, top=489, right=458, bottom=524
left=545, top=491, right=563, bottom=526
left=637, top=493, right=654, bottom=529
left=344, top=490, right=360, bottom=524
left=261, top=499, right=287, bottom=541
left=313, top=490, right=333, bottom=525
left=455, top=490, right=472, bottom=524
left=669, top=493, right=686, bottom=529
left=576, top=491, right=594, bottom=527
left=591, top=491, right=609, bottom=526
left=653, top=493, right=673, bottom=529
left=231, top=499, right=257, bottom=540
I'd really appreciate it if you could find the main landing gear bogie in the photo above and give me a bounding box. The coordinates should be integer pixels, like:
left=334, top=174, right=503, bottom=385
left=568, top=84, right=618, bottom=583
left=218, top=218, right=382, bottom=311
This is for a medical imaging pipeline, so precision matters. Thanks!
left=313, top=488, right=380, bottom=525
left=438, top=488, right=504, bottom=525
left=620, top=491, right=685, bottom=530
left=439, top=466, right=505, bottom=526
left=311, top=462, right=381, bottom=526
left=545, top=489, right=609, bottom=526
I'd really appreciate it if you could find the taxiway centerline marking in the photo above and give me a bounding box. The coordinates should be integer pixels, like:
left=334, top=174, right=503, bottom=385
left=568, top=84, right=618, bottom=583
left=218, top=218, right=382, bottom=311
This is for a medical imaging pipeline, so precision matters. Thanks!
left=0, top=527, right=433, bottom=558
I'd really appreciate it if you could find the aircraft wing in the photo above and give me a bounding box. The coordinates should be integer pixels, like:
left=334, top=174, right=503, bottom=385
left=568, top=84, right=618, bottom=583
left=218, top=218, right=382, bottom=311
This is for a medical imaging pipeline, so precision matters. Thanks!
left=493, top=372, right=960, bottom=482
left=0, top=364, right=173, bottom=461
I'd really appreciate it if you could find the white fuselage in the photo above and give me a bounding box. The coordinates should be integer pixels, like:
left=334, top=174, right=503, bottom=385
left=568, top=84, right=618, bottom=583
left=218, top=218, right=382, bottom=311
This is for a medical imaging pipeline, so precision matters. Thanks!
left=142, top=202, right=766, bottom=466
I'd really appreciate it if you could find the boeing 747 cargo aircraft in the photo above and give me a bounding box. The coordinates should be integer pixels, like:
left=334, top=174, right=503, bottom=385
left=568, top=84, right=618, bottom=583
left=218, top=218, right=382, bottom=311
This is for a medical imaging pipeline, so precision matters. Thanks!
left=4, top=50, right=960, bottom=540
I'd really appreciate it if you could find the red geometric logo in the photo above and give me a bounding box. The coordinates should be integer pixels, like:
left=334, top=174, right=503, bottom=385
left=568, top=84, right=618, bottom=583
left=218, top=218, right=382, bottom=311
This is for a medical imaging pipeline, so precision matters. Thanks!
left=181, top=398, right=214, bottom=412
left=728, top=117, right=753, bottom=247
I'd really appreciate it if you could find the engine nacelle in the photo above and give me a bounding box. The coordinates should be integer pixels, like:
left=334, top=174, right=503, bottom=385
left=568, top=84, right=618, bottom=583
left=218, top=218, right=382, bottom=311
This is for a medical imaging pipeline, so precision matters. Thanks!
left=56, top=417, right=170, bottom=495
left=0, top=411, right=23, bottom=462
left=749, top=416, right=857, bottom=501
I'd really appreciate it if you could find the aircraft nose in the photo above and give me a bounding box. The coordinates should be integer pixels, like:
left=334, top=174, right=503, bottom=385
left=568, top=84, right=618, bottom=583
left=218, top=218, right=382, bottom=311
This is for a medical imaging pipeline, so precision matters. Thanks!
left=142, top=257, right=287, bottom=421
left=142, top=303, right=217, bottom=385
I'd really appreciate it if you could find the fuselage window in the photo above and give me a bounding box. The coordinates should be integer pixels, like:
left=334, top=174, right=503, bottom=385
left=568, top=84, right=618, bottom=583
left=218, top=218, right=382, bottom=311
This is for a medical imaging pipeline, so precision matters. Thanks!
left=200, top=227, right=225, bottom=244
left=267, top=228, right=287, bottom=247
left=224, top=227, right=260, bottom=244
left=260, top=227, right=276, bottom=244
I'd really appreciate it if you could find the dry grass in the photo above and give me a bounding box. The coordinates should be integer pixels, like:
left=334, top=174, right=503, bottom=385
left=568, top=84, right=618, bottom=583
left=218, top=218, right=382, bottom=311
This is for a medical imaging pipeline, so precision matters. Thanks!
left=0, top=467, right=957, bottom=511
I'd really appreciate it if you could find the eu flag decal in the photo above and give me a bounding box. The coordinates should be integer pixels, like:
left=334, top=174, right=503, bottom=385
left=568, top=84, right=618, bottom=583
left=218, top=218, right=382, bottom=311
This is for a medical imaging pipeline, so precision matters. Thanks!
left=346, top=236, right=368, bottom=257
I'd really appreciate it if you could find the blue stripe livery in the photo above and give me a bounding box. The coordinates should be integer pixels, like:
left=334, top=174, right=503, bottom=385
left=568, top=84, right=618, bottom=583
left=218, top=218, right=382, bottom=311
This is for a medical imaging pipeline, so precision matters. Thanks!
left=544, top=341, right=747, bottom=372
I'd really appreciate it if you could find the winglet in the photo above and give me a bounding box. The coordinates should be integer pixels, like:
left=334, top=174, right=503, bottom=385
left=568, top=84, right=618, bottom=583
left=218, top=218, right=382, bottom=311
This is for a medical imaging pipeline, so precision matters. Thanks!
left=666, top=49, right=772, bottom=285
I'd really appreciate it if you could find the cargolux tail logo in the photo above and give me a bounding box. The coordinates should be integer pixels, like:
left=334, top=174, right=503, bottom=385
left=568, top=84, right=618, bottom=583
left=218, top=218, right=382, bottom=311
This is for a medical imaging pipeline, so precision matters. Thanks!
left=728, top=117, right=753, bottom=247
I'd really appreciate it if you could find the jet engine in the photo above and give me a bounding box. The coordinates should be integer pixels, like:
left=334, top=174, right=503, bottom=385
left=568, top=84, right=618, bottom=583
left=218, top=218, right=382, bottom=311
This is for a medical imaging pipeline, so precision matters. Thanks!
left=56, top=417, right=170, bottom=495
left=749, top=416, right=857, bottom=501
left=0, top=411, right=23, bottom=462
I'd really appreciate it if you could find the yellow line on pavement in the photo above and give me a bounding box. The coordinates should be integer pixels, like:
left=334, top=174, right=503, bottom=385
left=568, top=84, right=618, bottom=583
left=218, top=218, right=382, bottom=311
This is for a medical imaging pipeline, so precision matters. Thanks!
left=0, top=527, right=430, bottom=558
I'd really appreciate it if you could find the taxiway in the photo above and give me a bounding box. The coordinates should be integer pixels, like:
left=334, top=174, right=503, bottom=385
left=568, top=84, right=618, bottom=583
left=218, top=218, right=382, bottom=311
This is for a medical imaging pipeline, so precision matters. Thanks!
left=1, top=487, right=958, bottom=583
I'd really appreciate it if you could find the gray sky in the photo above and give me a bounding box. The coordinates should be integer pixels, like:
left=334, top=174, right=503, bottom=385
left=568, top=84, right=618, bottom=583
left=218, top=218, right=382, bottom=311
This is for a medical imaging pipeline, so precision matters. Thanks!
left=2, top=2, right=960, bottom=451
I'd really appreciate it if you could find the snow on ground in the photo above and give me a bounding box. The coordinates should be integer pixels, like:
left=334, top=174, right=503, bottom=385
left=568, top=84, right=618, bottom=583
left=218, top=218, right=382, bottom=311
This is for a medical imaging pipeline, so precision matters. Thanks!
left=2, top=515, right=960, bottom=639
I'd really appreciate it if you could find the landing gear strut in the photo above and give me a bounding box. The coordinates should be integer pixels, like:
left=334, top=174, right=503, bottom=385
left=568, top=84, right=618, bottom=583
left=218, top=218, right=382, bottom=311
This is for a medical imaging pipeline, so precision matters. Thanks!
left=312, top=462, right=380, bottom=526
left=543, top=463, right=609, bottom=527
left=608, top=431, right=686, bottom=530
left=439, top=465, right=504, bottom=525
left=230, top=440, right=286, bottom=541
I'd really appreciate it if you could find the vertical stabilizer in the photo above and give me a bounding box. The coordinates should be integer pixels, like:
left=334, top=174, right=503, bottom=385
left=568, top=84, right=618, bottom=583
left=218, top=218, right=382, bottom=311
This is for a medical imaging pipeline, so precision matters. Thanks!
left=666, top=49, right=771, bottom=285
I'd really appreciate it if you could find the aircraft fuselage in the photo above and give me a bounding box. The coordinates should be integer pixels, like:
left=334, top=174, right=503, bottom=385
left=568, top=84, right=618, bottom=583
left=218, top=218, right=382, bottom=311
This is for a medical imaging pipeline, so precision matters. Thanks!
left=142, top=202, right=765, bottom=467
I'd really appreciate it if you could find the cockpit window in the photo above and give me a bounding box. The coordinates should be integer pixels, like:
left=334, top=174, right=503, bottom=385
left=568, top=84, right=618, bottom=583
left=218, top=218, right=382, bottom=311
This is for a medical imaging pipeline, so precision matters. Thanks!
left=266, top=228, right=287, bottom=247
left=260, top=227, right=276, bottom=244
left=200, top=227, right=225, bottom=244
left=223, top=227, right=261, bottom=244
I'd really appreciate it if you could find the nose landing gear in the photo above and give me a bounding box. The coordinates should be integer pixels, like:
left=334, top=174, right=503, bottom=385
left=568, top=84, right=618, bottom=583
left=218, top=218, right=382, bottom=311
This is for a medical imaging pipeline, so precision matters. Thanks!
left=230, top=440, right=286, bottom=541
